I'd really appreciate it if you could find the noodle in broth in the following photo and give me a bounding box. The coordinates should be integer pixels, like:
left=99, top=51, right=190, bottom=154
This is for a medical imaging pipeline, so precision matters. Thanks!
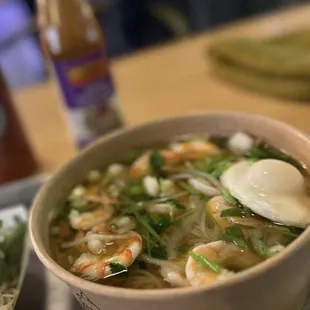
left=49, top=133, right=309, bottom=289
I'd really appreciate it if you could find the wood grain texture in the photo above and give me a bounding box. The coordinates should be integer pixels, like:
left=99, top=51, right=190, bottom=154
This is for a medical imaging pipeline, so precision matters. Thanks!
left=12, top=4, right=310, bottom=173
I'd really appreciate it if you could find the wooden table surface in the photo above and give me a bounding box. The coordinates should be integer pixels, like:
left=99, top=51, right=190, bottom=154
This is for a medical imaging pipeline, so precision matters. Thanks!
left=13, top=4, right=310, bottom=173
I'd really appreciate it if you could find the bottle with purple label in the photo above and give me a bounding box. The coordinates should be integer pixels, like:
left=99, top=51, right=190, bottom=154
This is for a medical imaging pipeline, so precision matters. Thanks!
left=37, top=0, right=123, bottom=148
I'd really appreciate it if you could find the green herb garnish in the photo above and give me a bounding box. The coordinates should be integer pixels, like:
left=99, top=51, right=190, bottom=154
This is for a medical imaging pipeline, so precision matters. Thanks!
left=246, top=147, right=267, bottom=160
left=150, top=216, right=173, bottom=234
left=121, top=179, right=152, bottom=201
left=211, top=161, right=232, bottom=178
left=191, top=155, right=234, bottom=179
left=265, top=225, right=301, bottom=237
left=222, top=188, right=238, bottom=205
left=128, top=185, right=144, bottom=196
left=200, top=155, right=236, bottom=178
left=225, top=226, right=244, bottom=238
left=220, top=208, right=245, bottom=218
left=133, top=212, right=161, bottom=241
left=142, top=230, right=167, bottom=259
left=55, top=204, right=71, bottom=221
left=110, top=263, right=128, bottom=275
left=249, top=237, right=268, bottom=257
left=246, top=143, right=303, bottom=171
left=224, top=226, right=247, bottom=249
left=190, top=251, right=222, bottom=274
left=149, top=244, right=168, bottom=259
left=149, top=151, right=165, bottom=175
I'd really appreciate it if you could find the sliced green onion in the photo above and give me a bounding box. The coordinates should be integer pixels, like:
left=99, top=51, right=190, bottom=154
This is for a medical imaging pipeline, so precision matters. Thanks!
left=222, top=188, right=237, bottom=205
left=220, top=208, right=245, bottom=218
left=133, top=212, right=161, bottom=241
left=190, top=251, right=222, bottom=274
left=225, top=226, right=244, bottom=238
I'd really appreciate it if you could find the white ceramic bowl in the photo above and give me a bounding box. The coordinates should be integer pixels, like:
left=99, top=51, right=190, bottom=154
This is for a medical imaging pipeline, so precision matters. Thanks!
left=30, top=112, right=310, bottom=310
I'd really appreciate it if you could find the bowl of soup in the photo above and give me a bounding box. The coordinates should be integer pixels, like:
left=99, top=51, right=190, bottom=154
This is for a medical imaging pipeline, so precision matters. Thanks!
left=30, top=112, right=310, bottom=310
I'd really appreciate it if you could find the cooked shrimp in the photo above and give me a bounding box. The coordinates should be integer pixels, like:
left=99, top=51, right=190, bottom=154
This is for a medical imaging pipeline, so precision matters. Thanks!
left=71, top=234, right=142, bottom=281
left=206, top=196, right=287, bottom=247
left=129, top=140, right=219, bottom=178
left=87, top=235, right=106, bottom=255
left=141, top=254, right=188, bottom=287
left=69, top=186, right=117, bottom=212
left=206, top=196, right=236, bottom=230
left=75, top=231, right=88, bottom=252
left=69, top=204, right=114, bottom=230
left=185, top=241, right=261, bottom=287
left=170, top=140, right=220, bottom=160
left=159, top=267, right=189, bottom=287
left=83, top=188, right=117, bottom=205
left=206, top=196, right=265, bottom=236
left=128, top=152, right=151, bottom=178
left=129, top=150, right=179, bottom=178
left=91, top=223, right=110, bottom=234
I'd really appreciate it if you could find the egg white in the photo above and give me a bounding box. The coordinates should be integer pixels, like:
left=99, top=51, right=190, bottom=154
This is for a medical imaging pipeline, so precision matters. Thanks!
left=221, top=160, right=310, bottom=228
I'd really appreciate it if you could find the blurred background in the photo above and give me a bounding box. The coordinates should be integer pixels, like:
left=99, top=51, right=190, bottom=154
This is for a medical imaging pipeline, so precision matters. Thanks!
left=0, top=0, right=308, bottom=90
